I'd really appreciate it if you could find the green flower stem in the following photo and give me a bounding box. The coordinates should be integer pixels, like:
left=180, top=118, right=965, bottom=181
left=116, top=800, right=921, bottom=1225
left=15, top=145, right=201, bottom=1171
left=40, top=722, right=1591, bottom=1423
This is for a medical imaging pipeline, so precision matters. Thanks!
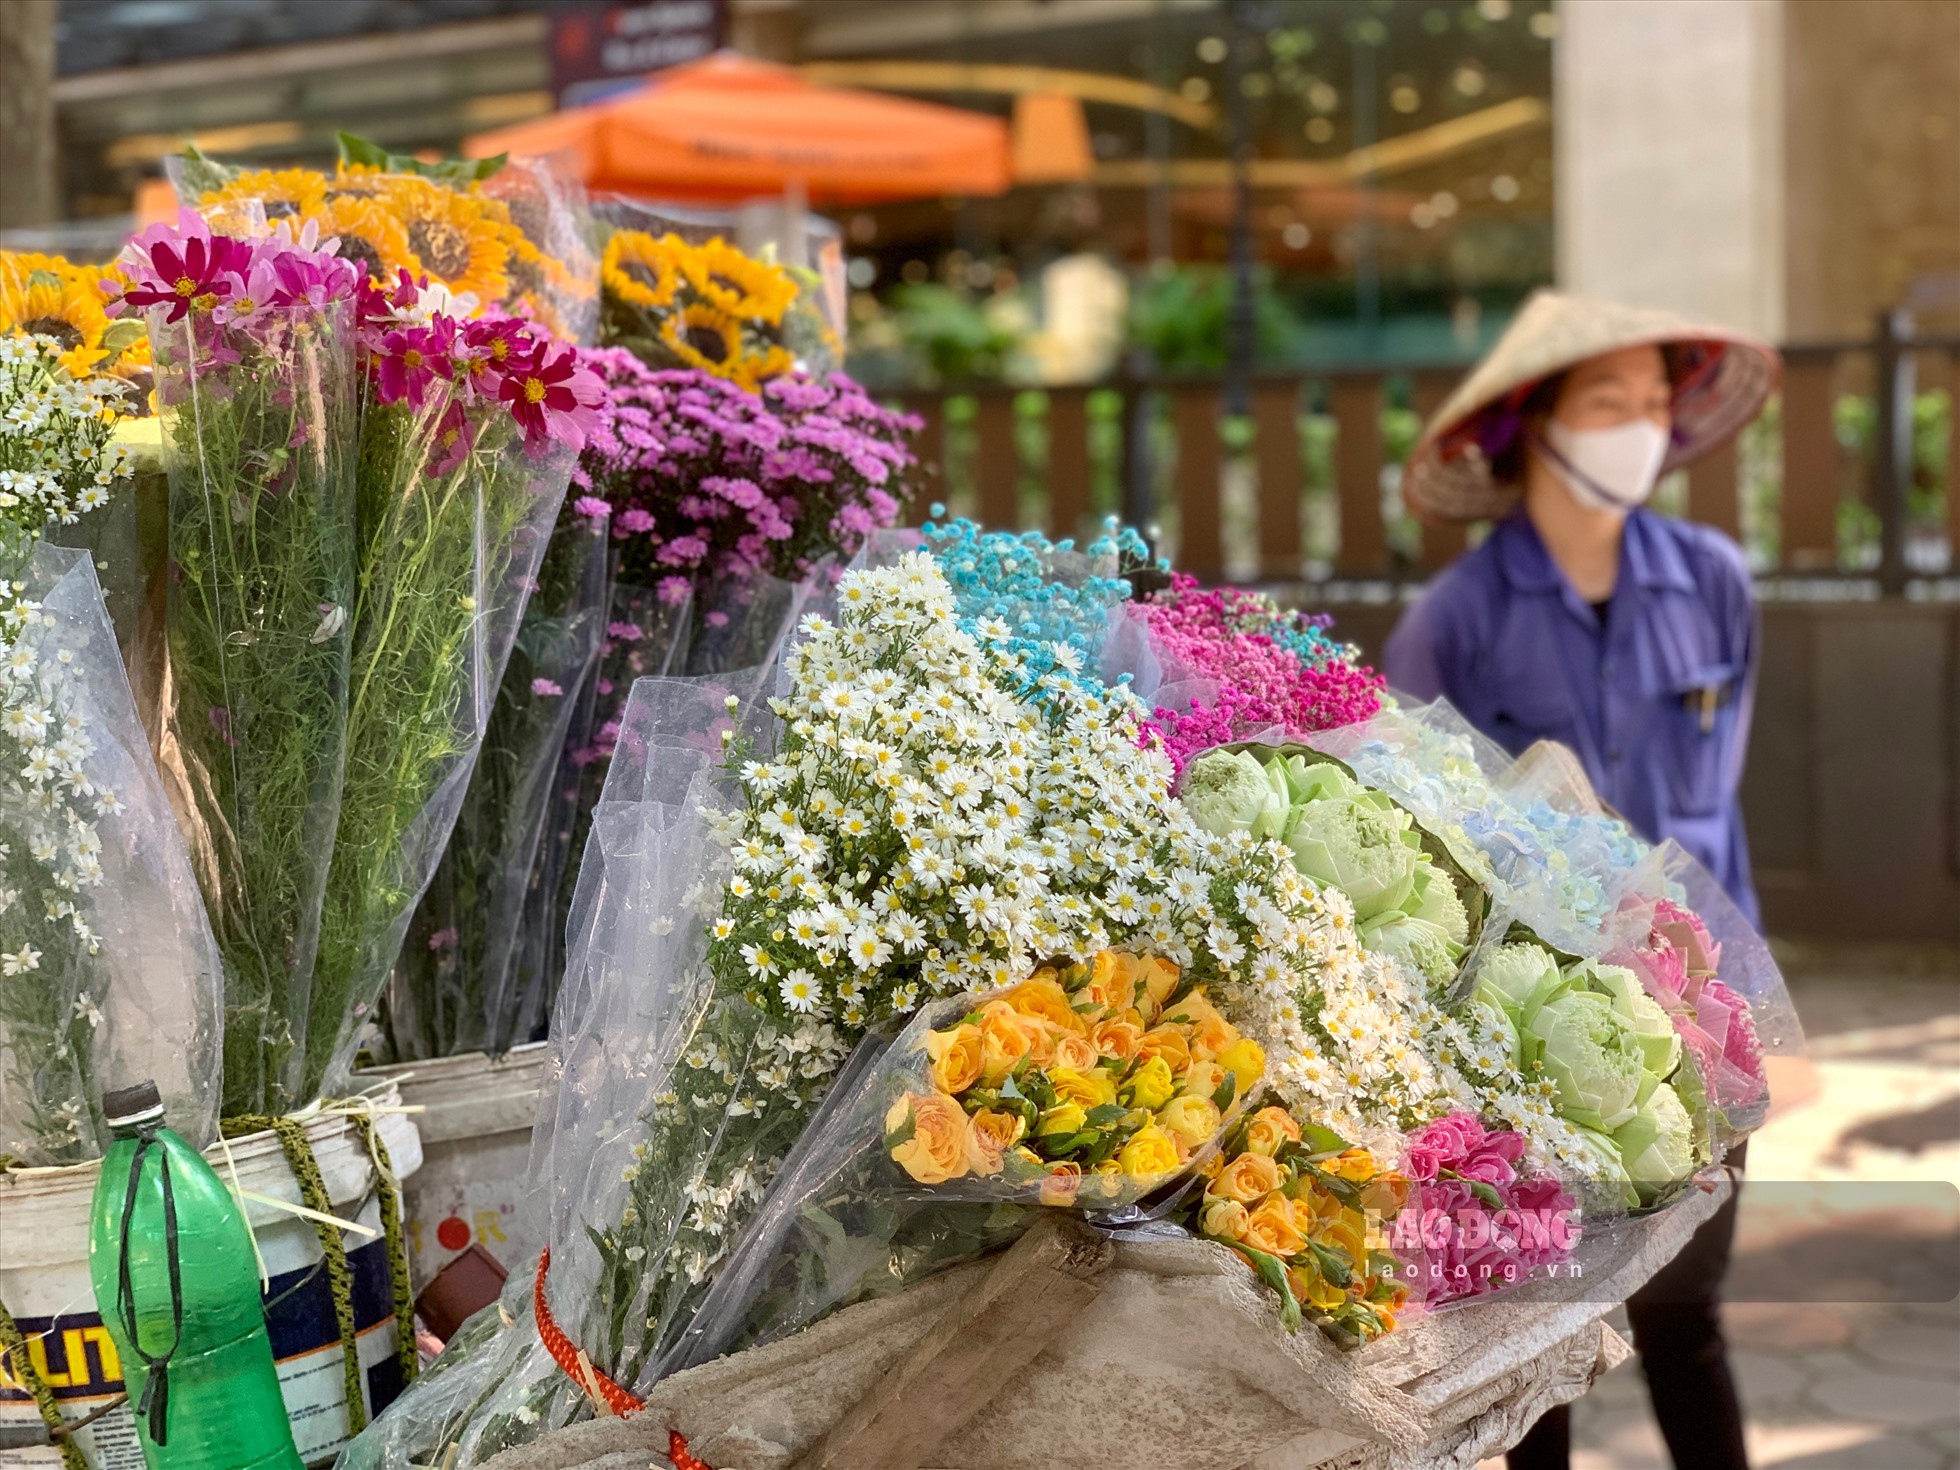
left=150, top=305, right=358, bottom=1116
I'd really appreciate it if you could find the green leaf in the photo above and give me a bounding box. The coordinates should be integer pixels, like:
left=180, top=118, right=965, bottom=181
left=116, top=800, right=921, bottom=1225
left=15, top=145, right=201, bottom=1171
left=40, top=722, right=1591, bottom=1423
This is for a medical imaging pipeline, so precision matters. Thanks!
left=1084, top=1103, right=1128, bottom=1128
left=1211, top=1072, right=1238, bottom=1112
left=883, top=1109, right=917, bottom=1151
left=1468, top=1178, right=1504, bottom=1210
left=336, top=130, right=509, bottom=182
left=336, top=132, right=394, bottom=170
left=1300, top=1122, right=1350, bottom=1156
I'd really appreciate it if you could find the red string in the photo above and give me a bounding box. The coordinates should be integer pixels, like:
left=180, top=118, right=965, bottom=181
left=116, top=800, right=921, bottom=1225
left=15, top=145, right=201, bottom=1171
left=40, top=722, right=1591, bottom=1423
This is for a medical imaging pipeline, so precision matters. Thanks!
left=531, top=1251, right=715, bottom=1469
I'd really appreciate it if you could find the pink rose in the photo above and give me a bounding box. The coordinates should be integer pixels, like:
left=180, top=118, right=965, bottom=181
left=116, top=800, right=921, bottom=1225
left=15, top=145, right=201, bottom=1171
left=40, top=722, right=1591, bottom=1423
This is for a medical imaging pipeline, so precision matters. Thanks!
left=1403, top=1143, right=1445, bottom=1183
left=1458, top=1150, right=1519, bottom=1187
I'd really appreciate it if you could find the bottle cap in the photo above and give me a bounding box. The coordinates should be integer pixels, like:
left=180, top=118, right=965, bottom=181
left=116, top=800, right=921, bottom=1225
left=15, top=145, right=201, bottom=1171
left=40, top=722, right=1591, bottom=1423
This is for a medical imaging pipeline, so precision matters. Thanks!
left=102, top=1081, right=165, bottom=1127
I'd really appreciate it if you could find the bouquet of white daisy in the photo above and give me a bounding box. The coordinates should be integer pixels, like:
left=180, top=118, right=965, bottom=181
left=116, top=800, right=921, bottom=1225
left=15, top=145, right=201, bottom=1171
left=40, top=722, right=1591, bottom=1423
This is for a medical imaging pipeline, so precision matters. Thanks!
left=0, top=334, right=223, bottom=1165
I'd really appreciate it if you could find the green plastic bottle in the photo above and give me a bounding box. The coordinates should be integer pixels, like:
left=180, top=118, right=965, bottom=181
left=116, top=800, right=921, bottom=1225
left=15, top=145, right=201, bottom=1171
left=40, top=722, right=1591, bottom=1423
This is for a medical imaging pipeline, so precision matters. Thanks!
left=87, top=1081, right=304, bottom=1470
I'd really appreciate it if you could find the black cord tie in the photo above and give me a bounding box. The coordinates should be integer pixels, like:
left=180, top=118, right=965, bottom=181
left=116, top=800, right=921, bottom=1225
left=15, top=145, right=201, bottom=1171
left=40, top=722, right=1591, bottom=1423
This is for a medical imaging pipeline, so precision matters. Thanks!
left=115, top=1120, right=183, bottom=1447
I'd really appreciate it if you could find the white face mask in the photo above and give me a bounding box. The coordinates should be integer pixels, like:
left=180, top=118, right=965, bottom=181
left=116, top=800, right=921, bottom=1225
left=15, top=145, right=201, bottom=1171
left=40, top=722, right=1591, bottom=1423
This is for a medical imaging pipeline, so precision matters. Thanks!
left=1539, top=418, right=1671, bottom=513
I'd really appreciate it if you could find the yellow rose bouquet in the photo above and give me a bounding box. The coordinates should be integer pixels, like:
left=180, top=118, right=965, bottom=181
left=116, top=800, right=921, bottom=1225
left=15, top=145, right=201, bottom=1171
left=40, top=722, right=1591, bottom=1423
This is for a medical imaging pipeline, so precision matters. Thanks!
left=1187, top=1102, right=1413, bottom=1344
left=886, top=952, right=1266, bottom=1207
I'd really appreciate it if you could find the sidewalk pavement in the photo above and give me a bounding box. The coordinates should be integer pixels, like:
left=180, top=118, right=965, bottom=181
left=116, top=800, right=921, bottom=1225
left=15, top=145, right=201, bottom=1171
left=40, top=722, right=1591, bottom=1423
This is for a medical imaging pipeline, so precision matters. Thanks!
left=1484, top=944, right=1960, bottom=1470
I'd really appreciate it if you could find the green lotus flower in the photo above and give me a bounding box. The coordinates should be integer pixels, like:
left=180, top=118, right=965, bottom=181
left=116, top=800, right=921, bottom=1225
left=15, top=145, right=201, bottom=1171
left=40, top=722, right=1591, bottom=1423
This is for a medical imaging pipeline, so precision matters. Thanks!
left=1473, top=942, right=1563, bottom=1017
left=1524, top=988, right=1645, bottom=1131
left=1409, top=864, right=1470, bottom=946
left=1589, top=961, right=1683, bottom=1079
left=1180, top=749, right=1288, bottom=841
left=1567, top=1124, right=1641, bottom=1210
left=1277, top=763, right=1422, bottom=921
left=1613, top=1078, right=1696, bottom=1201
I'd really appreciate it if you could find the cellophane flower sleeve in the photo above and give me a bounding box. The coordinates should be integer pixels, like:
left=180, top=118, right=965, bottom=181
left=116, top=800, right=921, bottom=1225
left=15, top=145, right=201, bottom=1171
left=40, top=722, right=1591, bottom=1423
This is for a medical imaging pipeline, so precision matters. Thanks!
left=384, top=495, right=611, bottom=1061
left=146, top=297, right=359, bottom=1116
left=305, top=373, right=575, bottom=1100
left=1602, top=840, right=1805, bottom=1149
left=337, top=673, right=776, bottom=1470
left=0, top=544, right=224, bottom=1164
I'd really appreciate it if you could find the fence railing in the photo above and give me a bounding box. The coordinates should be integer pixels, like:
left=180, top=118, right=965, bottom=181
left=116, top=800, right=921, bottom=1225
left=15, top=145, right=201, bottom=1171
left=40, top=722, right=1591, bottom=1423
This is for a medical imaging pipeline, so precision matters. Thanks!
left=893, top=316, right=1960, bottom=593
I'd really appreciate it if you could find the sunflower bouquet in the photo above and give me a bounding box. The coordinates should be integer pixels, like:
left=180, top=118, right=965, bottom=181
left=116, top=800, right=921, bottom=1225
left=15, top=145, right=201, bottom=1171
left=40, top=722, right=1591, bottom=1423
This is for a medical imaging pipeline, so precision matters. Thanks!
left=0, top=332, right=223, bottom=1165
left=172, top=137, right=598, bottom=344
left=596, top=211, right=841, bottom=389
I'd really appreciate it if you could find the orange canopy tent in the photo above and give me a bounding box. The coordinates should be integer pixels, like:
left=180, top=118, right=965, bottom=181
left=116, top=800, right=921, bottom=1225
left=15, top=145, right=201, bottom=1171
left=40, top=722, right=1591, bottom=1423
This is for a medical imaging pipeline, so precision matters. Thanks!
left=464, top=52, right=1012, bottom=203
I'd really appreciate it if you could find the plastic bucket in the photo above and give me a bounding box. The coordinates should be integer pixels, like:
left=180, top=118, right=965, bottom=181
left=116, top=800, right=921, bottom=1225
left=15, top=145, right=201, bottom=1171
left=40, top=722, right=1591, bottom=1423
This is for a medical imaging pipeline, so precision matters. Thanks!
left=357, top=1045, right=546, bottom=1292
left=0, top=1092, right=422, bottom=1469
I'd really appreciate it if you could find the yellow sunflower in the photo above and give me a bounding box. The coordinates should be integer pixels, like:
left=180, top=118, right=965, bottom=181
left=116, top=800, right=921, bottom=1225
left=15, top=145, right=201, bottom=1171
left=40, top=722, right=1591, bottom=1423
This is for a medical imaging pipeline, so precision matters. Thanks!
left=198, top=167, right=331, bottom=223
left=660, top=302, right=746, bottom=377
left=729, top=342, right=796, bottom=393
left=316, top=195, right=423, bottom=286
left=679, top=237, right=798, bottom=326
left=602, top=230, right=684, bottom=312
left=1, top=252, right=113, bottom=377
left=376, top=176, right=511, bottom=306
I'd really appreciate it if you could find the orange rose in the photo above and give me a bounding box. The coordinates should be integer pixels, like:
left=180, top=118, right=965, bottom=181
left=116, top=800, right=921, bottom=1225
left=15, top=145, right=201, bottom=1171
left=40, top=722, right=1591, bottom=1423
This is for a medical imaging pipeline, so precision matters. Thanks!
left=925, top=1024, right=983, bottom=1095
left=972, top=1106, right=1027, bottom=1152
left=1244, top=1194, right=1309, bottom=1257
left=1039, top=1160, right=1082, bottom=1207
left=1159, top=989, right=1235, bottom=1060
left=1181, top=1059, right=1227, bottom=1101
left=1136, top=1027, right=1191, bottom=1076
left=1360, top=1170, right=1410, bottom=1218
left=1003, top=976, right=1085, bottom=1034
left=1200, top=1197, right=1250, bottom=1241
left=1207, top=1151, right=1282, bottom=1204
left=977, top=1001, right=1038, bottom=1085
left=1244, top=1105, right=1303, bottom=1158
left=1050, top=1030, right=1100, bottom=1073
left=886, top=1091, right=971, bottom=1185
left=1084, top=950, right=1141, bottom=1014
left=1139, top=956, right=1182, bottom=1016
left=965, top=1110, right=1013, bottom=1177
left=1092, top=1015, right=1144, bottom=1063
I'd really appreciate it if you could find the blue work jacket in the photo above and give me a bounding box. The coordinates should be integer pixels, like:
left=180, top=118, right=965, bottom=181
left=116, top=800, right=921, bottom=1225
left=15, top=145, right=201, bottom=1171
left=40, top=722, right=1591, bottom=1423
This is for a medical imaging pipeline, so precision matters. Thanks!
left=1383, top=507, right=1761, bottom=927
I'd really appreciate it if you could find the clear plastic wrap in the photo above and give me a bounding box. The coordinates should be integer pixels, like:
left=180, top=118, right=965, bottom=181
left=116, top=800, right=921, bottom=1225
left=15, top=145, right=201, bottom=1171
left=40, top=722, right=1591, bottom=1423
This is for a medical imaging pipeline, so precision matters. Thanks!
left=145, top=296, right=359, bottom=1117
left=0, top=544, right=223, bottom=1163
left=305, top=381, right=577, bottom=1101
left=1306, top=699, right=1651, bottom=961
left=385, top=497, right=611, bottom=1061
left=674, top=955, right=1267, bottom=1370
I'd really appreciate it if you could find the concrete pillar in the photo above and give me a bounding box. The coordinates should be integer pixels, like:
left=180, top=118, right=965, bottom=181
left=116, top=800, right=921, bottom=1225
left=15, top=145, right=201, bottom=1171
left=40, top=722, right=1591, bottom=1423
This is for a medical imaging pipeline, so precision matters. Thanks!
left=1554, top=0, right=1785, bottom=339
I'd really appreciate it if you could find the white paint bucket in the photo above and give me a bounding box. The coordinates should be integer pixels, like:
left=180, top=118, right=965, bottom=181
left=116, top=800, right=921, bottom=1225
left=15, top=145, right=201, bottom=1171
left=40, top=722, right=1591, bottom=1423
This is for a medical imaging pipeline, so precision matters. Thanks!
left=357, top=1045, right=546, bottom=1293
left=0, top=1094, right=422, bottom=1468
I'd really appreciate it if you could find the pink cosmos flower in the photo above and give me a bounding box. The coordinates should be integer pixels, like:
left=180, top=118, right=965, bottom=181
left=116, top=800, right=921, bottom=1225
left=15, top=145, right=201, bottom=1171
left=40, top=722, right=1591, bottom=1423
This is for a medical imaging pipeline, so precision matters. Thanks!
left=428, top=401, right=475, bottom=478
left=499, top=341, right=604, bottom=451
left=531, top=678, right=564, bottom=697
left=375, top=327, right=443, bottom=410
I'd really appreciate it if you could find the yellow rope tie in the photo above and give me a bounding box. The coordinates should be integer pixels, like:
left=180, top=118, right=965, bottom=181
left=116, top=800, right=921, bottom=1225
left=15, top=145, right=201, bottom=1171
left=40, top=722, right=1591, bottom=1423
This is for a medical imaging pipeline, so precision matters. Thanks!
left=349, top=1110, right=419, bottom=1387
left=223, top=1113, right=366, bottom=1434
left=0, top=1293, right=89, bottom=1470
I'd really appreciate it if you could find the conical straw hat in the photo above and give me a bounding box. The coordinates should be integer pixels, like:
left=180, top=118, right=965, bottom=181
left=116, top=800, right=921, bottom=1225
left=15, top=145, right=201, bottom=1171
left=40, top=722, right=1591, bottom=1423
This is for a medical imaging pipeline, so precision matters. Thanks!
left=1403, top=290, right=1780, bottom=523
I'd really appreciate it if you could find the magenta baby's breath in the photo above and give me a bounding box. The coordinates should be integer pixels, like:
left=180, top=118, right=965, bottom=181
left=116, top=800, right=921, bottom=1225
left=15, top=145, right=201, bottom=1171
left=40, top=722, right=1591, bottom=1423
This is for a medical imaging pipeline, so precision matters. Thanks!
left=1133, top=574, right=1385, bottom=771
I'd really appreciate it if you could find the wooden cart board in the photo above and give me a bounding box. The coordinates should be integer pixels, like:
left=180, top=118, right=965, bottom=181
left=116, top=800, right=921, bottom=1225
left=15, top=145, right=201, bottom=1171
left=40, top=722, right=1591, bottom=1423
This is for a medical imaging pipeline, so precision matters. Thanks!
left=477, top=1180, right=1727, bottom=1470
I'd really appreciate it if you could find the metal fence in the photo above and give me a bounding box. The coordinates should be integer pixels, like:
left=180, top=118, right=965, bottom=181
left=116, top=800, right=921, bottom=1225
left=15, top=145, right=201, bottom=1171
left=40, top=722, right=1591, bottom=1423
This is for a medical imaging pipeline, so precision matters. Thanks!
left=894, top=315, right=1960, bottom=595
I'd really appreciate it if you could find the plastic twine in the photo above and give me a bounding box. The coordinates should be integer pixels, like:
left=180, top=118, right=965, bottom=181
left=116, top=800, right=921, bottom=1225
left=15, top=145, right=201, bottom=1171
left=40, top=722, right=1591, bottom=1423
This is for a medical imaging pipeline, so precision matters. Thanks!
left=222, top=1113, right=366, bottom=1433
left=0, top=1293, right=89, bottom=1470
left=530, top=1250, right=719, bottom=1468
left=531, top=1247, right=642, bottom=1416
left=346, top=1105, right=420, bottom=1388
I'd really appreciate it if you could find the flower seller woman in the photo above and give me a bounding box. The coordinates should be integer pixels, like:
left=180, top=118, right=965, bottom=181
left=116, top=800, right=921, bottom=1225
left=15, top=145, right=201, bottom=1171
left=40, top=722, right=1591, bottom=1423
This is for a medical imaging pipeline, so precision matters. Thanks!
left=1385, top=291, right=1779, bottom=1470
